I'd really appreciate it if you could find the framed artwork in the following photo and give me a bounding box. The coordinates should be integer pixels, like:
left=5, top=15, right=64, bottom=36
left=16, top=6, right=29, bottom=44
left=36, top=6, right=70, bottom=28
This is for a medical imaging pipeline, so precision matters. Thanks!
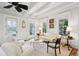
left=22, top=20, right=26, bottom=28
left=49, top=23, right=54, bottom=28
left=49, top=19, right=54, bottom=28
left=49, top=19, right=54, bottom=23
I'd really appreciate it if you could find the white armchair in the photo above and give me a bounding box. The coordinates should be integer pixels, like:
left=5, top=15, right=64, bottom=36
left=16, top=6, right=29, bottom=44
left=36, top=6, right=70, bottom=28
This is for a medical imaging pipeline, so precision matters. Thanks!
left=0, top=47, right=6, bottom=56
left=70, top=39, right=78, bottom=49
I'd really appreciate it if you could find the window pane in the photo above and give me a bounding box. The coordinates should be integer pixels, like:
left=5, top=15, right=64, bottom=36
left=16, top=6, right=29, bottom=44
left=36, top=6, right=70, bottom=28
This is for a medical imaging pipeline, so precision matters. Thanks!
left=59, top=19, right=68, bottom=36
left=29, top=23, right=35, bottom=35
left=7, top=20, right=17, bottom=36
left=43, top=22, right=47, bottom=33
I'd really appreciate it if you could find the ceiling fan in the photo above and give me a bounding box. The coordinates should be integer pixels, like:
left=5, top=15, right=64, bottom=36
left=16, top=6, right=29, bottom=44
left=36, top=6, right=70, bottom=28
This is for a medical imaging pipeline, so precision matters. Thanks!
left=4, top=2, right=28, bottom=12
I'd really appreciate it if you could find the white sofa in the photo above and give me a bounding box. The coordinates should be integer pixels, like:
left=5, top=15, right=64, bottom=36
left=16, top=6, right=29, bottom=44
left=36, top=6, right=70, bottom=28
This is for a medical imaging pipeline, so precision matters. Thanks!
left=0, top=42, right=49, bottom=56
left=1, top=42, right=22, bottom=56
left=0, top=42, right=33, bottom=56
left=0, top=47, right=6, bottom=56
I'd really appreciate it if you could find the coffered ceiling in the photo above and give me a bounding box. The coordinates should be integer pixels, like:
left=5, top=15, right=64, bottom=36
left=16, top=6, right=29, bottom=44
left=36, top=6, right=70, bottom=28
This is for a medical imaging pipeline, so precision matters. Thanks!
left=0, top=2, right=78, bottom=18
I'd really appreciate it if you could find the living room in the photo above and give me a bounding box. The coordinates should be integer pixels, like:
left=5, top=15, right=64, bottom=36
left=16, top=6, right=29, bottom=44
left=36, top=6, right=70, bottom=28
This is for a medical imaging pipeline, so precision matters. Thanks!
left=0, top=2, right=79, bottom=56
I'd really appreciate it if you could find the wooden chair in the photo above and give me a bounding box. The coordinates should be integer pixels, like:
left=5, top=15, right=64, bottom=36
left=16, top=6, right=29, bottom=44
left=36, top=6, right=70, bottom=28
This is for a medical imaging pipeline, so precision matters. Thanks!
left=47, top=38, right=61, bottom=56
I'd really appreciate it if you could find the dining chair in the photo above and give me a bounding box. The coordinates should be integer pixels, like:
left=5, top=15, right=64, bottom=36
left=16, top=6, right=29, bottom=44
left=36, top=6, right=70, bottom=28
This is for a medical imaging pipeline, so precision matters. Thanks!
left=47, top=38, right=61, bottom=56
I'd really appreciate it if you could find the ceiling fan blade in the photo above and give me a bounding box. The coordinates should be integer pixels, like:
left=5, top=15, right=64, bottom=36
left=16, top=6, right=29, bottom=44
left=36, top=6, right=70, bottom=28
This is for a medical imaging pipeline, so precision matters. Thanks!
left=12, top=2, right=19, bottom=5
left=4, top=5, right=13, bottom=8
left=18, top=4, right=28, bottom=10
left=15, top=6, right=22, bottom=12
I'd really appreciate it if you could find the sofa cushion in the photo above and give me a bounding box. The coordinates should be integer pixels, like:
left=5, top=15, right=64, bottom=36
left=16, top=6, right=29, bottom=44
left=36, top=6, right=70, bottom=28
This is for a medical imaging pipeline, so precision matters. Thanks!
left=1, top=42, right=22, bottom=56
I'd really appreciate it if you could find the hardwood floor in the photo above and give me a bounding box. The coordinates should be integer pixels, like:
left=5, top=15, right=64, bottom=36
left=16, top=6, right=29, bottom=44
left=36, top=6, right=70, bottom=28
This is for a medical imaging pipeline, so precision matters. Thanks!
left=22, top=46, right=72, bottom=56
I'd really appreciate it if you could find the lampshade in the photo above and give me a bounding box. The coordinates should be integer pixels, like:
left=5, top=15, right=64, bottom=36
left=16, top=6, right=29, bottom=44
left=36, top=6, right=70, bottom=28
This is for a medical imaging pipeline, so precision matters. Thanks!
left=39, top=27, right=42, bottom=30
left=58, top=35, right=61, bottom=38
left=66, top=27, right=71, bottom=31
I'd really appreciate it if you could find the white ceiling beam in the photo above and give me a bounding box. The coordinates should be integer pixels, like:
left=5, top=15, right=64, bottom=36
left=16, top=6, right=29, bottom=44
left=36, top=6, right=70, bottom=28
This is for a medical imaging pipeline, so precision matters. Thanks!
left=28, top=2, right=48, bottom=15
left=32, top=2, right=63, bottom=16
left=37, top=3, right=78, bottom=18
left=0, top=9, right=20, bottom=17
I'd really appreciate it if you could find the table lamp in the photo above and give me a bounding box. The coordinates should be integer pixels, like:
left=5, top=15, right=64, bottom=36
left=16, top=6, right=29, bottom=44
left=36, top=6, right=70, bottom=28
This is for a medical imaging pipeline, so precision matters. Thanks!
left=66, top=27, right=71, bottom=35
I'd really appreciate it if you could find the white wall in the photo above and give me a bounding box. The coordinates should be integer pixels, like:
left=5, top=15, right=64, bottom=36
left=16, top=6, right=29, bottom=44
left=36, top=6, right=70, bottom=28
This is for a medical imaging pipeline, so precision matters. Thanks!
left=39, top=7, right=79, bottom=49
left=55, top=8, right=79, bottom=49
left=0, top=13, right=40, bottom=45
left=17, top=17, right=40, bottom=39
left=0, top=13, right=29, bottom=45
left=69, top=8, right=78, bottom=40
left=40, top=16, right=59, bottom=35
left=69, top=8, right=79, bottom=49
left=0, top=14, right=5, bottom=45
left=17, top=17, right=29, bottom=39
left=0, top=13, right=20, bottom=45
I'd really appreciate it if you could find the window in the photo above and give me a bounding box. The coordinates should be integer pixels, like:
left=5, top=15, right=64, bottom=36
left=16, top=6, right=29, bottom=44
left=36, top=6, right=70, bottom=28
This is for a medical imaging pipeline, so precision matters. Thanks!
left=6, top=18, right=17, bottom=36
left=59, top=19, right=68, bottom=36
left=29, top=23, right=35, bottom=35
left=43, top=22, right=47, bottom=33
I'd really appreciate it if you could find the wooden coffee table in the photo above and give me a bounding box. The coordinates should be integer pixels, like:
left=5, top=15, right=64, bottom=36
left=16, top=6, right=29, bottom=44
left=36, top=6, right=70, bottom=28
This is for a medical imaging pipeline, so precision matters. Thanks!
left=69, top=48, right=78, bottom=56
